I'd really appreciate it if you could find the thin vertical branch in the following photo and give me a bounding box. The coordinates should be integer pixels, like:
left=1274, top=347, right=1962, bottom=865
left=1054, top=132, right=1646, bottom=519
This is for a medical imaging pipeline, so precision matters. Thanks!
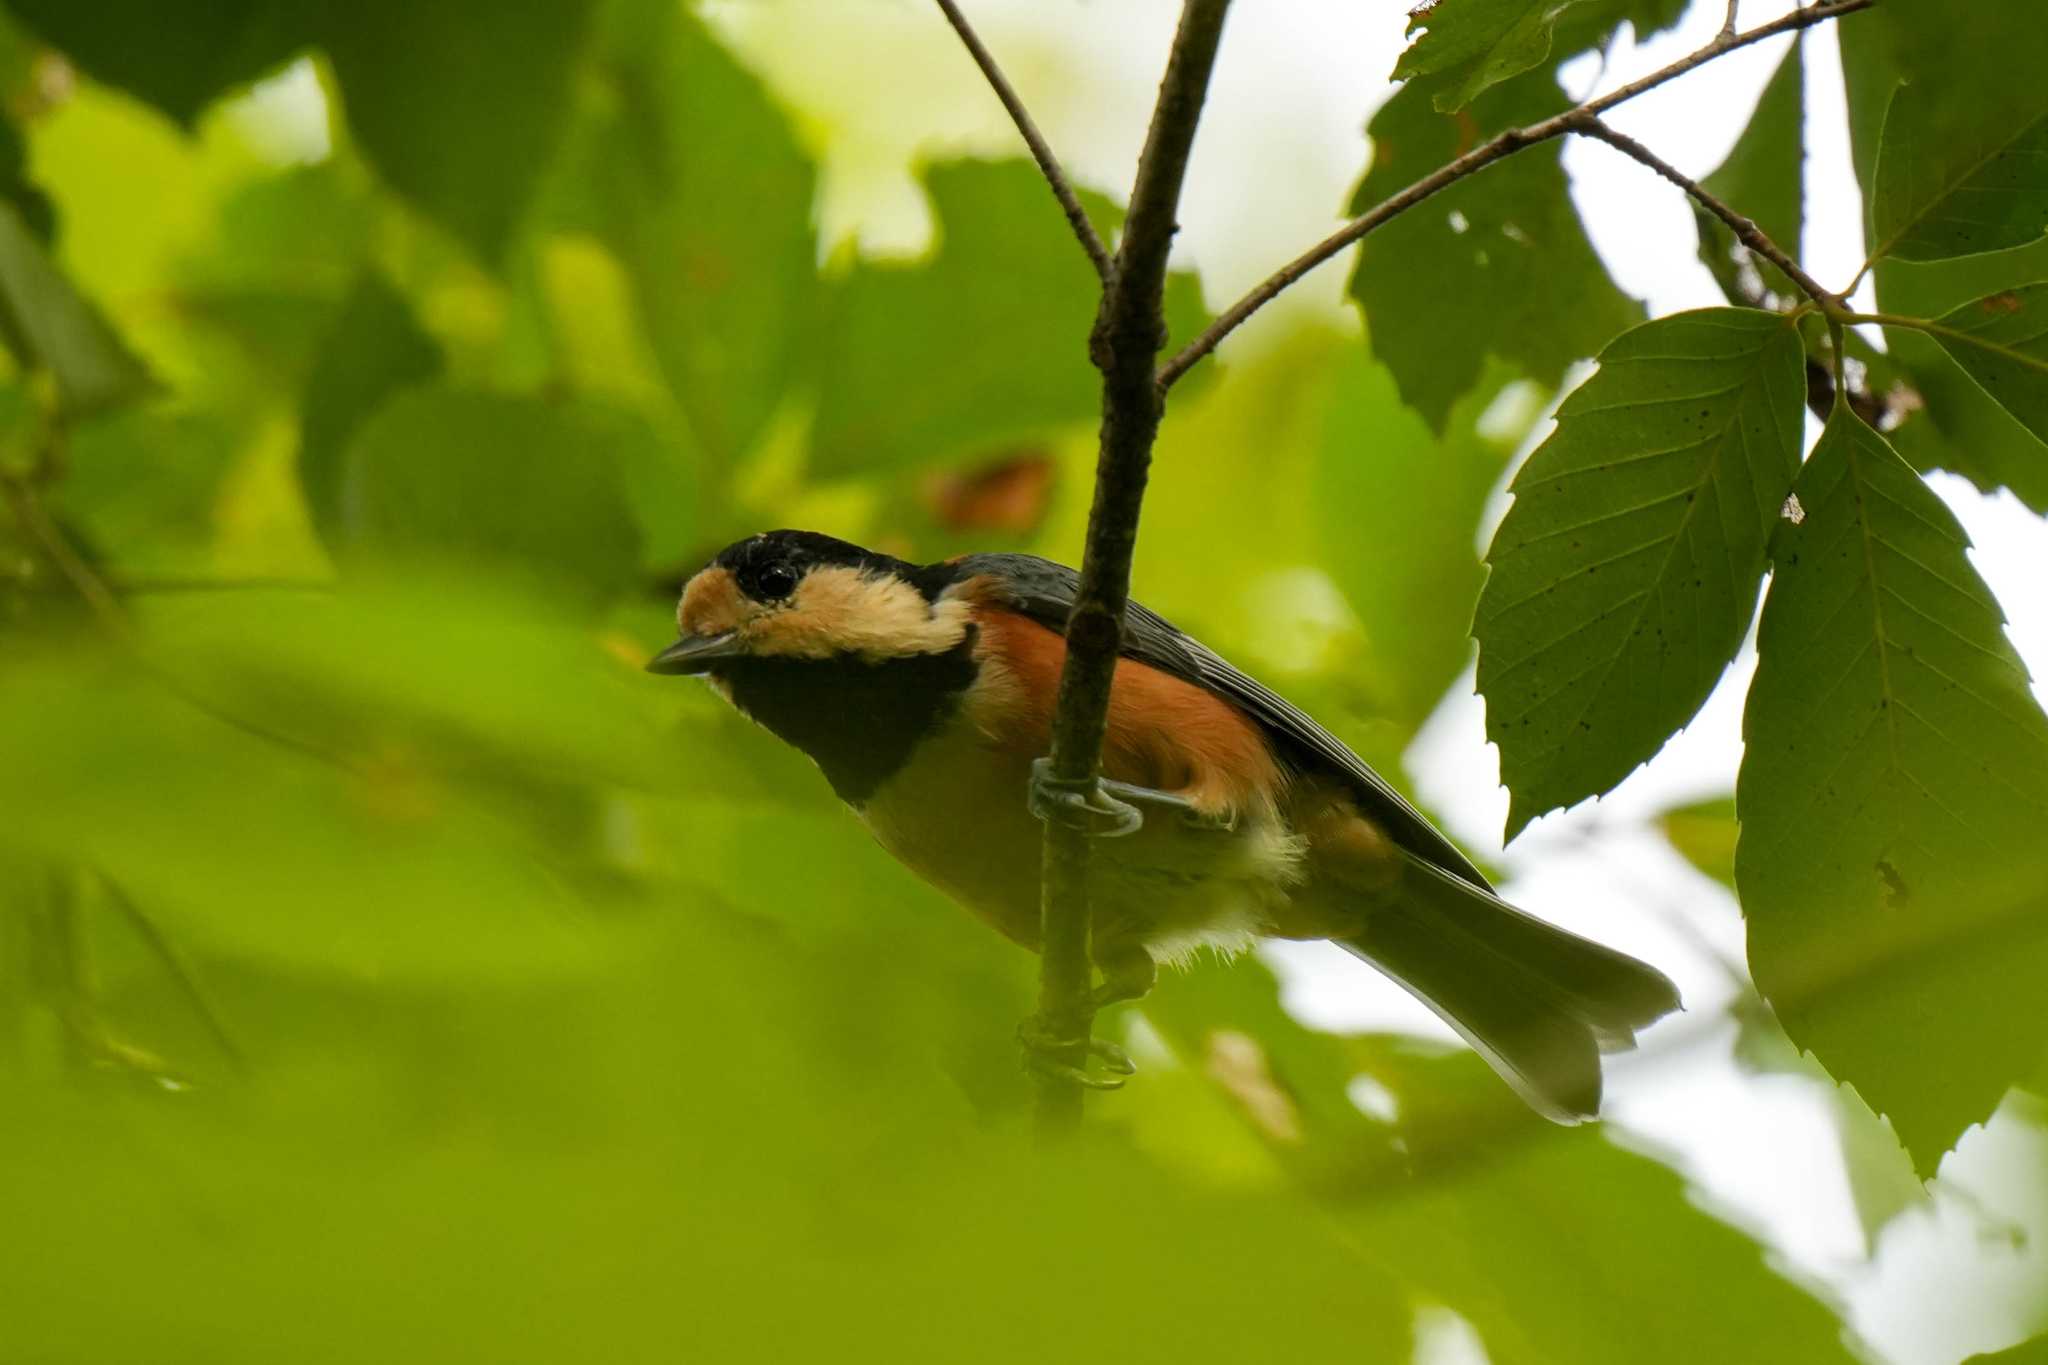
left=934, top=0, right=1114, bottom=282
left=1034, top=0, right=1233, bottom=1133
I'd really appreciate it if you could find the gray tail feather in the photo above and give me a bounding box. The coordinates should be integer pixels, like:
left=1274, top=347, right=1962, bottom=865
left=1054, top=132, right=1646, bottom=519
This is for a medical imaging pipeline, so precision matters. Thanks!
left=1339, top=857, right=1682, bottom=1124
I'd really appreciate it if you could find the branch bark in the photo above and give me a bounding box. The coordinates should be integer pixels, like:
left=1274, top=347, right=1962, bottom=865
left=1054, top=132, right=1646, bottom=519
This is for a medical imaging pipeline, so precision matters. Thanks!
left=934, top=0, right=1114, bottom=282
left=1155, top=0, right=1871, bottom=390
left=1033, top=0, right=1233, bottom=1134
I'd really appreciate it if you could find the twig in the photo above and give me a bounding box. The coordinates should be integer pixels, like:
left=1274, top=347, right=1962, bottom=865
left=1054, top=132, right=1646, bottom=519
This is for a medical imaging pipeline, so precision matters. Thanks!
left=1568, top=115, right=1840, bottom=309
left=934, top=0, right=1114, bottom=283
left=1155, top=0, right=1871, bottom=389
left=1033, top=0, right=1233, bottom=1134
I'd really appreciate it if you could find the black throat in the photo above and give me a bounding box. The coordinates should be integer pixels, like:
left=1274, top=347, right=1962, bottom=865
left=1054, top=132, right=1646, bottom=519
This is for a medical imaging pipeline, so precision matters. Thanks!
left=711, top=633, right=980, bottom=806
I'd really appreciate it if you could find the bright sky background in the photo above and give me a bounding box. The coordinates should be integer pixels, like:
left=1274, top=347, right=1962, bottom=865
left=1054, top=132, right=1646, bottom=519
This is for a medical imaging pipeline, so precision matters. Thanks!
left=701, top=4, right=2048, bottom=1361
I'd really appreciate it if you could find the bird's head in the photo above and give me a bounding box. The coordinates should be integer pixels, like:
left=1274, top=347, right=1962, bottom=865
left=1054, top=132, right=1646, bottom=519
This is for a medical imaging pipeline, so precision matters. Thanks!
left=646, top=530, right=973, bottom=676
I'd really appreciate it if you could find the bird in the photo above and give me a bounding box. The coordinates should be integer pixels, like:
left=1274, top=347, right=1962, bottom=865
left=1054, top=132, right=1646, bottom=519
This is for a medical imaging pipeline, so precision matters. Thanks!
left=648, top=529, right=1680, bottom=1122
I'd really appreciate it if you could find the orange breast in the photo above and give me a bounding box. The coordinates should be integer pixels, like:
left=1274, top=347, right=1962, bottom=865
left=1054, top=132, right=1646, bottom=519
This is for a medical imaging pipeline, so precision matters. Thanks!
left=965, top=603, right=1285, bottom=819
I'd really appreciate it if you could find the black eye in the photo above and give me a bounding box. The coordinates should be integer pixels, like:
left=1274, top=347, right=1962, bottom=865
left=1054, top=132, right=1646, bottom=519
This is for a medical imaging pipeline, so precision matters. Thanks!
left=751, top=562, right=799, bottom=601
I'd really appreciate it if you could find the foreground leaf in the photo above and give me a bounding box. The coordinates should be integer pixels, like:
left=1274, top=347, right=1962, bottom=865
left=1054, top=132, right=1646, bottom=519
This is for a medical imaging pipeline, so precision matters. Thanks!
left=1141, top=958, right=1861, bottom=1365
left=1477, top=308, right=1805, bottom=839
left=1927, top=282, right=2048, bottom=446
left=1871, top=84, right=2048, bottom=264
left=1737, top=409, right=2048, bottom=1173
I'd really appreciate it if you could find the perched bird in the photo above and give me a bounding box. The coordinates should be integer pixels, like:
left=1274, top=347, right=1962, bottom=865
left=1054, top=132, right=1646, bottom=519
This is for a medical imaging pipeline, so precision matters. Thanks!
left=649, top=530, right=1680, bottom=1122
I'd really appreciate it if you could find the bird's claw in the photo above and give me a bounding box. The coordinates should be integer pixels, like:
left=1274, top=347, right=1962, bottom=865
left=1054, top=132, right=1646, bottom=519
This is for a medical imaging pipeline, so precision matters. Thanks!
left=1018, top=1017, right=1138, bottom=1090
left=1029, top=758, right=1144, bottom=838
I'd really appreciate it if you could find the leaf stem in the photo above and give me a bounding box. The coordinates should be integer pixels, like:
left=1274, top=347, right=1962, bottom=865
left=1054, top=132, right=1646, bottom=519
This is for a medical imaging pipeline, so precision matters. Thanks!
left=1155, top=0, right=1871, bottom=389
left=1033, top=0, right=1233, bottom=1135
left=933, top=0, right=1115, bottom=283
left=1844, top=311, right=2048, bottom=378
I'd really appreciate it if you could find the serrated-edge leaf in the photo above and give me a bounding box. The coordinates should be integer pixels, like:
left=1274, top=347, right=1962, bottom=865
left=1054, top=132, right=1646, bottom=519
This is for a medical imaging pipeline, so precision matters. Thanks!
left=1393, top=0, right=1578, bottom=112
left=1736, top=408, right=2048, bottom=1171
left=1477, top=308, right=1805, bottom=838
left=1928, top=282, right=2048, bottom=446
left=1872, top=84, right=2048, bottom=264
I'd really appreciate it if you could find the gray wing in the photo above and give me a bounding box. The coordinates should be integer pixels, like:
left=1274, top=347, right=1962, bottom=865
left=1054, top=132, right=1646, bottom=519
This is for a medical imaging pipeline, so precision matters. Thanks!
left=955, top=553, right=1493, bottom=892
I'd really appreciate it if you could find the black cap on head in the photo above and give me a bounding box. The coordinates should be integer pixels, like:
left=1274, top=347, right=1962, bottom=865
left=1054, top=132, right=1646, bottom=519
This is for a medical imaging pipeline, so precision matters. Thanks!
left=712, top=530, right=912, bottom=603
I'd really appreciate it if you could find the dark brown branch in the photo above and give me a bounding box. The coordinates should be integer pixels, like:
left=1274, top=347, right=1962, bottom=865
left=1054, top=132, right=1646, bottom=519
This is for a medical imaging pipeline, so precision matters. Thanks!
left=1033, top=0, right=1233, bottom=1134
left=1155, top=0, right=1871, bottom=389
left=1568, top=115, right=1840, bottom=309
left=934, top=0, right=1115, bottom=282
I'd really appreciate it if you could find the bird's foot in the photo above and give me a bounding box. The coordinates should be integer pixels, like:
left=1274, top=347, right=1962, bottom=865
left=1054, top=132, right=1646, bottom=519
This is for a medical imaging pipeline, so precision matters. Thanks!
left=1018, top=1016, right=1138, bottom=1090
left=1028, top=758, right=1144, bottom=837
left=1028, top=760, right=1235, bottom=836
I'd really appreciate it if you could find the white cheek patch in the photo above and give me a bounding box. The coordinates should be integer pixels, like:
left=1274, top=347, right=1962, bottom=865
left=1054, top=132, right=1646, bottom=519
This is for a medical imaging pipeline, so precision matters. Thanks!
left=747, top=566, right=973, bottom=661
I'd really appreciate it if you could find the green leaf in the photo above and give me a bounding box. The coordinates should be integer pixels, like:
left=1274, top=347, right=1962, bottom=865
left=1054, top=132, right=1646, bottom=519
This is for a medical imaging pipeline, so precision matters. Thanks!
left=1925, top=282, right=2048, bottom=446
left=1872, top=85, right=2048, bottom=264
left=54, top=408, right=241, bottom=577
left=1391, top=0, right=1688, bottom=112
left=1393, top=0, right=1583, bottom=112
left=567, top=0, right=817, bottom=468
left=0, top=0, right=306, bottom=126
left=1695, top=40, right=1805, bottom=305
left=1972, top=1337, right=2048, bottom=1365
left=1319, top=355, right=1525, bottom=733
left=322, top=0, right=599, bottom=262
left=1657, top=795, right=1738, bottom=888
left=0, top=202, right=155, bottom=418
left=1840, top=8, right=2048, bottom=511
left=1349, top=78, right=1641, bottom=432
left=808, top=159, right=1206, bottom=478
left=1736, top=409, right=2048, bottom=1173
left=1141, top=959, right=1861, bottom=1365
left=1476, top=308, right=1806, bottom=839
left=336, top=388, right=643, bottom=606
left=298, top=270, right=444, bottom=543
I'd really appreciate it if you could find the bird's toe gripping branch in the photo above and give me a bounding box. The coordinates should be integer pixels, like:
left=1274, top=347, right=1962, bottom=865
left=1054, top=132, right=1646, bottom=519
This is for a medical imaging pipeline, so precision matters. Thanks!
left=1017, top=1016, right=1137, bottom=1090
left=1028, top=756, right=1145, bottom=837
left=1029, top=758, right=1236, bottom=837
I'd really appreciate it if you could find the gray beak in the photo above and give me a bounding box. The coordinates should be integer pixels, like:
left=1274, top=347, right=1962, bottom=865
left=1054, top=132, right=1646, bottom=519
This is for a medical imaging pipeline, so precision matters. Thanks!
left=645, top=631, right=744, bottom=675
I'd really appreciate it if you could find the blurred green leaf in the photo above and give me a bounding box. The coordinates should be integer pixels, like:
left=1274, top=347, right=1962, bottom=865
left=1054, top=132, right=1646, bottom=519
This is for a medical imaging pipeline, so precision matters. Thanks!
left=0, top=201, right=154, bottom=417
left=335, top=388, right=644, bottom=607
left=299, top=271, right=444, bottom=540
left=565, top=0, right=816, bottom=471
left=1658, top=795, right=1738, bottom=888
left=809, top=159, right=1206, bottom=478
left=1973, top=1336, right=2048, bottom=1365
left=53, top=408, right=240, bottom=577
left=1476, top=308, right=1805, bottom=839
left=1318, top=354, right=1524, bottom=732
left=0, top=0, right=304, bottom=127
left=1737, top=408, right=2048, bottom=1173
left=1142, top=958, right=1860, bottom=1365
left=1871, top=87, right=2048, bottom=265
left=1695, top=40, right=1804, bottom=305
left=323, top=0, right=599, bottom=262
left=1925, top=283, right=2048, bottom=446
left=1349, top=77, right=1641, bottom=432
left=0, top=103, right=51, bottom=242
